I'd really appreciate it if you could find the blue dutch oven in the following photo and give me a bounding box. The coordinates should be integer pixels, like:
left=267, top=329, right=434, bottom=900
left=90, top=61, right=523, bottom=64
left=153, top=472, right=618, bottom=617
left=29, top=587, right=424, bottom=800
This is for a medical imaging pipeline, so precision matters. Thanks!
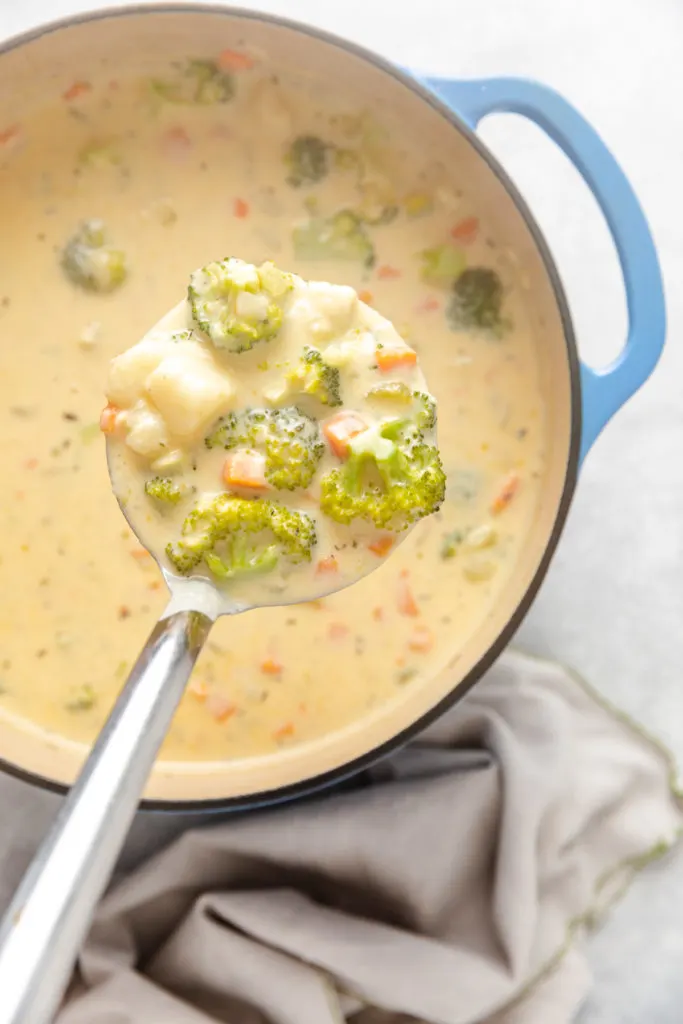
left=0, top=5, right=666, bottom=810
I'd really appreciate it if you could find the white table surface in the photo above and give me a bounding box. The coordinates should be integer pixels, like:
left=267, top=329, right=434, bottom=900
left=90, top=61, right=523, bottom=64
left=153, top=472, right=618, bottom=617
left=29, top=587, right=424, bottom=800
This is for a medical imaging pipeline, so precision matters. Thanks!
left=1, top=1, right=682, bottom=1020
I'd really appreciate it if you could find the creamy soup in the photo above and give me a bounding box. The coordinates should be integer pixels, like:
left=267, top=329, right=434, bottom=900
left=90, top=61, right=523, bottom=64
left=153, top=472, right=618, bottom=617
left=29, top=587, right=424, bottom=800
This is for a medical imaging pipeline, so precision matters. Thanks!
left=105, top=260, right=441, bottom=607
left=0, top=54, right=544, bottom=761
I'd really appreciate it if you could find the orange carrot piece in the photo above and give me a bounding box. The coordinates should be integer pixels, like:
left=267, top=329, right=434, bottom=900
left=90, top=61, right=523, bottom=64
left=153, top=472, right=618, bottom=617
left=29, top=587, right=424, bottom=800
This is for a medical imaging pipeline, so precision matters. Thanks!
left=63, top=81, right=91, bottom=102
left=328, top=622, right=350, bottom=640
left=233, top=197, right=249, bottom=219
left=316, top=555, right=339, bottom=574
left=322, top=411, right=368, bottom=459
left=148, top=580, right=163, bottom=591
left=0, top=124, right=20, bottom=146
left=130, top=548, right=152, bottom=561
left=222, top=450, right=269, bottom=490
left=188, top=680, right=208, bottom=703
left=416, top=296, right=440, bottom=313
left=273, top=722, right=295, bottom=740
left=369, top=535, right=393, bottom=557
left=408, top=625, right=434, bottom=652
left=99, top=403, right=121, bottom=435
left=218, top=49, right=255, bottom=71
left=207, top=694, right=237, bottom=722
left=397, top=570, right=419, bottom=617
left=260, top=658, right=283, bottom=676
left=490, top=471, right=520, bottom=515
left=450, top=216, right=479, bottom=243
left=23, top=458, right=38, bottom=471
left=358, top=289, right=374, bottom=305
left=377, top=265, right=402, bottom=280
left=372, top=606, right=384, bottom=621
left=376, top=348, right=418, bottom=372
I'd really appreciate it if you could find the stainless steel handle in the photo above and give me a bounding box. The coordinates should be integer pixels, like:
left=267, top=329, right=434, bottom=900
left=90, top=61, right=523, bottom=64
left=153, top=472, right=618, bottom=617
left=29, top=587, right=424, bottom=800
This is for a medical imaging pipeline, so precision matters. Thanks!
left=0, top=609, right=213, bottom=1024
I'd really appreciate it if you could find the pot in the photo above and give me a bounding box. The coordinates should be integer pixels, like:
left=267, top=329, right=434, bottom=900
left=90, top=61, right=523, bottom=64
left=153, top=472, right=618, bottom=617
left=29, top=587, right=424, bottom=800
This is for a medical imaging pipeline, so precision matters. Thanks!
left=0, top=4, right=665, bottom=810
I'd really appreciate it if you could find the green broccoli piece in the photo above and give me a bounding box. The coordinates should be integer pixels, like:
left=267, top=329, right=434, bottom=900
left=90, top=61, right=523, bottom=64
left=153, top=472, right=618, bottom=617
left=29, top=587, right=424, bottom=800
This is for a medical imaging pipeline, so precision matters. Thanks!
left=419, top=244, right=467, bottom=286
left=165, top=494, right=316, bottom=582
left=293, top=210, right=375, bottom=269
left=366, top=384, right=436, bottom=431
left=286, top=135, right=330, bottom=187
left=319, top=421, right=445, bottom=531
left=285, top=347, right=342, bottom=408
left=144, top=477, right=185, bottom=506
left=188, top=258, right=293, bottom=353
left=61, top=220, right=127, bottom=294
left=205, top=406, right=324, bottom=491
left=447, top=267, right=504, bottom=332
left=151, top=58, right=234, bottom=105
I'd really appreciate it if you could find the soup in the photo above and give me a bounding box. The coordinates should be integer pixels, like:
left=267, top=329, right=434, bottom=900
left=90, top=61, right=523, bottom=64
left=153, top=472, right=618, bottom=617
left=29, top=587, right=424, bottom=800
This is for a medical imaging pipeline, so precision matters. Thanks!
left=105, top=261, right=442, bottom=608
left=0, top=54, right=544, bottom=763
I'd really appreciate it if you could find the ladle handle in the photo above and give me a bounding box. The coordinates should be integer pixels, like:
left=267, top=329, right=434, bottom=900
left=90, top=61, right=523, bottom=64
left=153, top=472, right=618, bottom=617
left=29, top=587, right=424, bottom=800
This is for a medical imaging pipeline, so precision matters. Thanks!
left=0, top=609, right=213, bottom=1024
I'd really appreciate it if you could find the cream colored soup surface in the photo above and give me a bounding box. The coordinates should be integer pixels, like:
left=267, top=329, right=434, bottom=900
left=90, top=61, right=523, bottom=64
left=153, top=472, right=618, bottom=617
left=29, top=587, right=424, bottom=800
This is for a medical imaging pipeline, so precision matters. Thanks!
left=0, top=57, right=544, bottom=762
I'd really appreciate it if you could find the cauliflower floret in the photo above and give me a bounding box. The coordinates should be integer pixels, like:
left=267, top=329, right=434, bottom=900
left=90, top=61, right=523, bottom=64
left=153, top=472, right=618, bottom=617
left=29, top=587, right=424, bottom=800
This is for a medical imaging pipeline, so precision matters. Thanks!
left=106, top=337, right=176, bottom=407
left=124, top=401, right=169, bottom=456
left=146, top=353, right=235, bottom=440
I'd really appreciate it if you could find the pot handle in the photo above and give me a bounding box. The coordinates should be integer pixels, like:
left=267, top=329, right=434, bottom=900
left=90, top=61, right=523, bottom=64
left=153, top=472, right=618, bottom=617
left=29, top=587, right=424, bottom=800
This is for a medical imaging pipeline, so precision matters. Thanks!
left=421, top=75, right=666, bottom=462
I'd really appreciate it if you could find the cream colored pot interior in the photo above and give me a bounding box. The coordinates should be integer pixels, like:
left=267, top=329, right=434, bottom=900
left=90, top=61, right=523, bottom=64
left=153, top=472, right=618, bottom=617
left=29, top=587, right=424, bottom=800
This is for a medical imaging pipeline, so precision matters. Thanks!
left=0, top=9, right=575, bottom=803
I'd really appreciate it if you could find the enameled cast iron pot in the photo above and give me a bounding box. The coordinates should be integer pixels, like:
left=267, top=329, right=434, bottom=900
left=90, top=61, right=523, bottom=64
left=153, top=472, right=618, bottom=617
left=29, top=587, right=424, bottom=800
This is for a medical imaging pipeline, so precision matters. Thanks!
left=0, top=5, right=666, bottom=810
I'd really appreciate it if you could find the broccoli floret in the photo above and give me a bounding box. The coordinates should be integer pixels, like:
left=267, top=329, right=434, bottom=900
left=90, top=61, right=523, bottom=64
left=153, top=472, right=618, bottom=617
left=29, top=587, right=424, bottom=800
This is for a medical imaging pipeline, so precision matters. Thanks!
left=293, top=210, right=375, bottom=269
left=61, top=220, right=127, bottom=294
left=319, top=421, right=445, bottom=531
left=285, top=347, right=342, bottom=407
left=420, top=244, right=467, bottom=286
left=188, top=258, right=293, bottom=353
left=165, top=494, right=316, bottom=582
left=286, top=135, right=329, bottom=187
left=144, top=476, right=185, bottom=506
left=151, top=58, right=234, bottom=105
left=205, top=406, right=324, bottom=490
left=447, top=267, right=504, bottom=332
left=366, top=384, right=436, bottom=431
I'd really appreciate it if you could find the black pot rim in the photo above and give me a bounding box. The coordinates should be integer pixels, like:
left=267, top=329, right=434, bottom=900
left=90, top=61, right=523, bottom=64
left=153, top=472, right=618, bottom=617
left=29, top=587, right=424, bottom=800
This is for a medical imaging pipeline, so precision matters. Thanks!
left=0, top=3, right=582, bottom=813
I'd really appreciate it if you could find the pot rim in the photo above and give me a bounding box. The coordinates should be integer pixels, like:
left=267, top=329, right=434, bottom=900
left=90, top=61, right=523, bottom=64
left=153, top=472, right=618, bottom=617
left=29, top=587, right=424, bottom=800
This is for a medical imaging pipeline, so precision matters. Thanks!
left=0, top=2, right=582, bottom=812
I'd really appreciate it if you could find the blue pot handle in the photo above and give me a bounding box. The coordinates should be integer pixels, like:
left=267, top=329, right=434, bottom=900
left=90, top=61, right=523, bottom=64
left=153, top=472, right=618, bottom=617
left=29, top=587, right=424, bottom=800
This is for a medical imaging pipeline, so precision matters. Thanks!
left=421, top=76, right=666, bottom=463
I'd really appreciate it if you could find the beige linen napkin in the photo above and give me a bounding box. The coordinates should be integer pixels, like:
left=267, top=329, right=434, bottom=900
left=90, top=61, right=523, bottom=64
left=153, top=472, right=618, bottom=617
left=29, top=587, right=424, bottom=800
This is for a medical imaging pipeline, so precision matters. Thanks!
left=57, top=650, right=682, bottom=1024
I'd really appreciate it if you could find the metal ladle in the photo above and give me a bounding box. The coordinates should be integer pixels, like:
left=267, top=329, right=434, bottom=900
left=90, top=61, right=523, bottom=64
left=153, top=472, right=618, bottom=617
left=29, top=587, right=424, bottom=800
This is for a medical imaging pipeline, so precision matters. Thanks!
left=0, top=446, right=394, bottom=1024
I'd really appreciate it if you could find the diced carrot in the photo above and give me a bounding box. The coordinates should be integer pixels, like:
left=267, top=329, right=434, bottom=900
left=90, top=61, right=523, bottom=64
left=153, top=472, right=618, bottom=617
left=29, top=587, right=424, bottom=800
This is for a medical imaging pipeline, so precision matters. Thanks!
left=233, top=197, right=249, bottom=219
left=397, top=570, right=419, bottom=617
left=376, top=348, right=418, bottom=372
left=395, top=655, right=406, bottom=667
left=372, top=606, right=384, bottom=621
left=222, top=450, right=269, bottom=490
left=218, top=49, right=255, bottom=71
left=130, top=547, right=152, bottom=561
left=408, top=625, right=434, bottom=653
left=273, top=721, right=295, bottom=740
left=161, top=126, right=192, bottom=160
left=322, top=411, right=368, bottom=459
left=23, top=458, right=38, bottom=471
left=416, top=296, right=440, bottom=313
left=148, top=580, right=163, bottom=591
left=260, top=658, right=283, bottom=676
left=118, top=605, right=131, bottom=620
left=329, top=622, right=350, bottom=640
left=450, top=216, right=479, bottom=243
left=298, top=701, right=308, bottom=714
left=377, top=265, right=402, bottom=280
left=207, top=694, right=237, bottom=722
left=316, top=555, right=339, bottom=574
left=99, top=403, right=121, bottom=435
left=0, top=124, right=20, bottom=146
left=63, top=81, right=91, bottom=102
left=490, top=471, right=520, bottom=515
left=369, top=535, right=393, bottom=557
left=188, top=680, right=208, bottom=703
left=358, top=289, right=374, bottom=305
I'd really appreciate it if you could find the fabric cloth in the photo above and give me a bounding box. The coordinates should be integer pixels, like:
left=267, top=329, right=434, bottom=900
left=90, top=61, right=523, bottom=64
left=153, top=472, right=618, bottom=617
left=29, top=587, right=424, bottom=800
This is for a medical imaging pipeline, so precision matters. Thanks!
left=57, top=650, right=682, bottom=1024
